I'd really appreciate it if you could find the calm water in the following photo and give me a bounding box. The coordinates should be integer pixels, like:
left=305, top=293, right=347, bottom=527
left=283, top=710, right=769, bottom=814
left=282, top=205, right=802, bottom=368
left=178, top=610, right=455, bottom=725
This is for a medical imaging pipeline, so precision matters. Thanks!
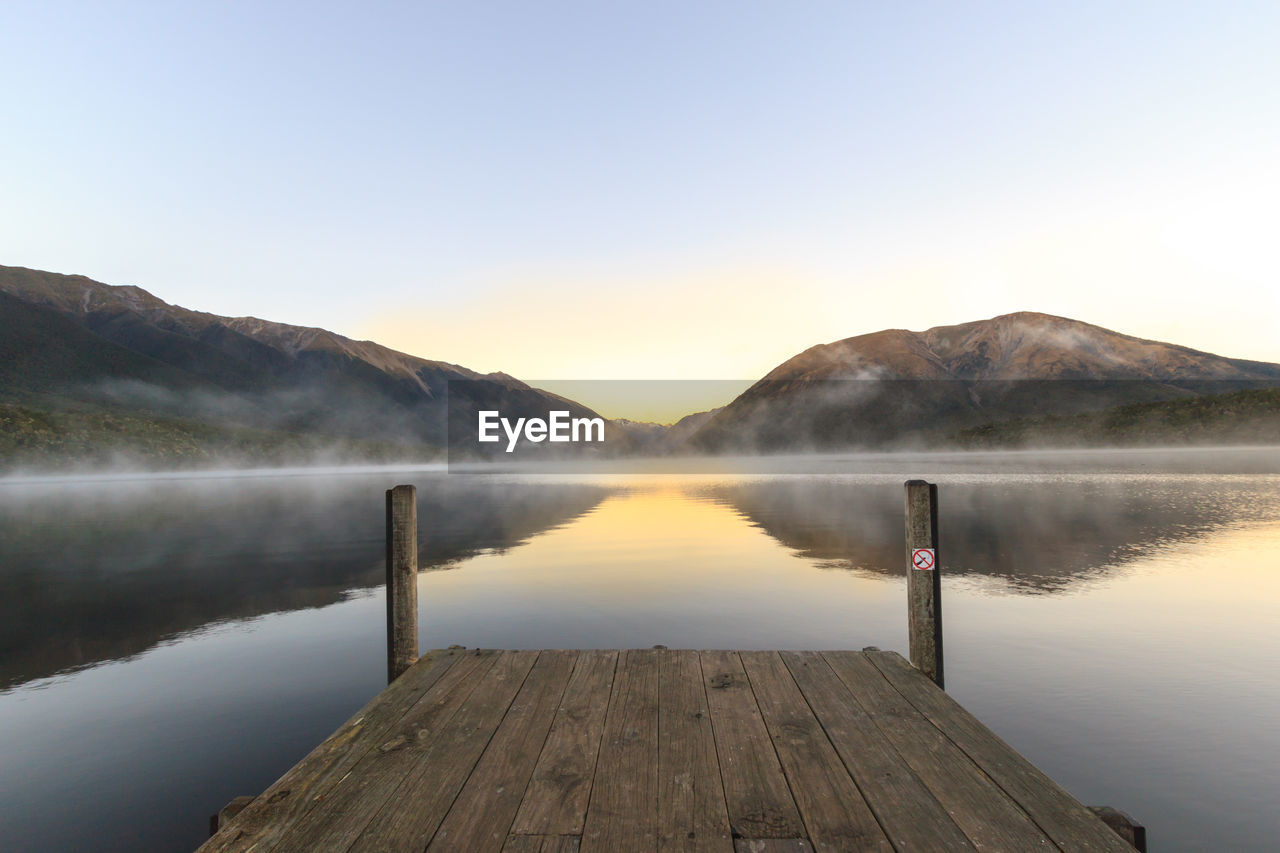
left=1, top=449, right=1279, bottom=851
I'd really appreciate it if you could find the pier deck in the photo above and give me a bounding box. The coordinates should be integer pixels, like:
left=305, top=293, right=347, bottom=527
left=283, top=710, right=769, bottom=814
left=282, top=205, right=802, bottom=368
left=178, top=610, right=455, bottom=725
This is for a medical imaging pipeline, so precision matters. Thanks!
left=200, top=647, right=1134, bottom=852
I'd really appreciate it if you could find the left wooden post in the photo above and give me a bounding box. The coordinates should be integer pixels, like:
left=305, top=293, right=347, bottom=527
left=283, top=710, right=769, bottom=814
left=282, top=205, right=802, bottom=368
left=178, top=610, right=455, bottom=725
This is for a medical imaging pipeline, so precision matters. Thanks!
left=386, top=484, right=418, bottom=683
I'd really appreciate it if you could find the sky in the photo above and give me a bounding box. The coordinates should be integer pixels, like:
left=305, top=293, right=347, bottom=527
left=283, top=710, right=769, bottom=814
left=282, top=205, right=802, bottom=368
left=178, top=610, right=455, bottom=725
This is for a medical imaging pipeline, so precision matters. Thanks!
left=4, top=1, right=1279, bottom=398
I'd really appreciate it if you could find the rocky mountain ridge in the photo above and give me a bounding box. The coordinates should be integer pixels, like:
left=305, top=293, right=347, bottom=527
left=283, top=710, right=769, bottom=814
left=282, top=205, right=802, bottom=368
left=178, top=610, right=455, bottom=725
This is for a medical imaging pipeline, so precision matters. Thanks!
left=0, top=265, right=602, bottom=453
left=5, top=264, right=1279, bottom=465
left=691, top=312, right=1280, bottom=451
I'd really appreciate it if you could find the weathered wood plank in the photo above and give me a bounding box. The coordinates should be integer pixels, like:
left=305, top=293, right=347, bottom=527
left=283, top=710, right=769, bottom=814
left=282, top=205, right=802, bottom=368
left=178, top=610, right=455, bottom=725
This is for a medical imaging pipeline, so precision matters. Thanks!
left=739, top=652, right=891, bottom=851
left=580, top=649, right=660, bottom=853
left=209, top=796, right=255, bottom=837
left=1090, top=806, right=1147, bottom=851
left=198, top=648, right=467, bottom=853
left=267, top=648, right=501, bottom=851
left=699, top=651, right=805, bottom=841
left=780, top=651, right=973, bottom=851
left=658, top=649, right=733, bottom=852
left=512, top=650, right=619, bottom=836
left=346, top=649, right=540, bottom=852
left=504, top=836, right=583, bottom=853
left=822, top=651, right=1055, bottom=850
left=204, top=649, right=1137, bottom=853
left=429, top=651, right=579, bottom=852
left=732, top=840, right=812, bottom=852
left=867, top=651, right=1135, bottom=852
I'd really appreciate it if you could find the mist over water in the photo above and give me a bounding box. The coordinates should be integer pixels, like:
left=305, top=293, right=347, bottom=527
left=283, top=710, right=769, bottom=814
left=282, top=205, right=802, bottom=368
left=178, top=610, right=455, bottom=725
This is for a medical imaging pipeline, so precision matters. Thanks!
left=0, top=447, right=1278, bottom=851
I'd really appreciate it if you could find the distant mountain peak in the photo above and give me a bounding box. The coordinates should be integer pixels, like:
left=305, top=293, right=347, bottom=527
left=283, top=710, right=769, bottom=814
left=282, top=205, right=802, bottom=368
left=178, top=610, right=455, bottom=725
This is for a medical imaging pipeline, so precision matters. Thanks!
left=694, top=312, right=1280, bottom=452
left=778, top=311, right=1280, bottom=383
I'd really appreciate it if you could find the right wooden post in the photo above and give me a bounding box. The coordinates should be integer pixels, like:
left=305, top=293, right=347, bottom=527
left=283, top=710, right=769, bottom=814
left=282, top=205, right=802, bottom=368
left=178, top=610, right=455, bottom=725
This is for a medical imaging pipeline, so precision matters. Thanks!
left=905, top=479, right=944, bottom=688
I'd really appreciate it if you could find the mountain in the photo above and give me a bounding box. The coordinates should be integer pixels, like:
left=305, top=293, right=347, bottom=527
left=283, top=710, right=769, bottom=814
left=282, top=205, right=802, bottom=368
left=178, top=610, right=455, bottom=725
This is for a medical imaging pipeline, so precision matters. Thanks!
left=0, top=265, right=606, bottom=465
left=609, top=408, right=722, bottom=455
left=8, top=266, right=1278, bottom=466
left=953, top=387, right=1280, bottom=449
left=691, top=312, right=1280, bottom=451
left=766, top=311, right=1280, bottom=381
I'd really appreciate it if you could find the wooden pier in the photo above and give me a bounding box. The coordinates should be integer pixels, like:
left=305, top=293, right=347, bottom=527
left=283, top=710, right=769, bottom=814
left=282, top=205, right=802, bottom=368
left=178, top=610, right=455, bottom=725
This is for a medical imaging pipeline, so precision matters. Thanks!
left=199, top=483, right=1144, bottom=852
left=202, top=646, right=1139, bottom=852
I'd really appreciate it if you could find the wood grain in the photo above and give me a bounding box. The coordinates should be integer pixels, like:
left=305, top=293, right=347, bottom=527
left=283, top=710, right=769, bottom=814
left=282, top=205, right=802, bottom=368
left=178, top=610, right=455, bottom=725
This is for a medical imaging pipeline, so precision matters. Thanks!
left=699, top=651, right=805, bottom=841
left=512, top=650, right=618, bottom=836
left=905, top=480, right=943, bottom=687
left=200, top=648, right=468, bottom=853
left=824, top=650, right=1054, bottom=850
left=430, top=650, right=579, bottom=852
left=198, top=649, right=1140, bottom=853
left=580, top=649, right=660, bottom=853
left=781, top=651, right=973, bottom=851
left=504, top=836, right=583, bottom=853
left=658, top=649, right=733, bottom=852
left=347, top=649, right=540, bottom=852
left=739, top=652, right=891, bottom=851
left=868, top=651, right=1134, bottom=852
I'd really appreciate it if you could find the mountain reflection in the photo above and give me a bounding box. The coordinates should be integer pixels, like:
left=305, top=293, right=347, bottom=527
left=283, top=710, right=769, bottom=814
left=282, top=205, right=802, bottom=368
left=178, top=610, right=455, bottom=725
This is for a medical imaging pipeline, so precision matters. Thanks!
left=5, top=461, right=1279, bottom=692
left=0, top=476, right=612, bottom=689
left=703, top=477, right=1280, bottom=592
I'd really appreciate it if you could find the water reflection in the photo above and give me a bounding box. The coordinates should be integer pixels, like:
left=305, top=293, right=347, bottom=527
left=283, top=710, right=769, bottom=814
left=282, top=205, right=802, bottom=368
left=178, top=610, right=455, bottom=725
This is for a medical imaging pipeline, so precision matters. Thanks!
left=706, top=475, right=1280, bottom=592
left=0, top=453, right=1278, bottom=852
left=5, top=461, right=1280, bottom=691
left=0, top=476, right=612, bottom=689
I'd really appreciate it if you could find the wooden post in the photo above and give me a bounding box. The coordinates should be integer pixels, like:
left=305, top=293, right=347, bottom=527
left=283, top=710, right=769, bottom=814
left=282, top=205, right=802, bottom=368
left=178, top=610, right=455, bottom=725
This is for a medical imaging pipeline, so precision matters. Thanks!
left=1089, top=806, right=1147, bottom=851
left=386, top=484, right=419, bottom=683
left=905, top=480, right=943, bottom=688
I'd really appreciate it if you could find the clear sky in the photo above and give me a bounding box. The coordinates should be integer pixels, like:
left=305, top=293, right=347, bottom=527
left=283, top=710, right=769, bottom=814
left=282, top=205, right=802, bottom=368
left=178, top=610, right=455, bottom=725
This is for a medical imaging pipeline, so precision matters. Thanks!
left=4, top=1, right=1279, bottom=391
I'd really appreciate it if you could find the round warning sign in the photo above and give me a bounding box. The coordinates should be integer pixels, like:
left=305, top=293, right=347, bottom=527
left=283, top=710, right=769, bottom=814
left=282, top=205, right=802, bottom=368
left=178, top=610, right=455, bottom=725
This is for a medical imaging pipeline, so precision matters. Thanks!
left=911, top=548, right=936, bottom=570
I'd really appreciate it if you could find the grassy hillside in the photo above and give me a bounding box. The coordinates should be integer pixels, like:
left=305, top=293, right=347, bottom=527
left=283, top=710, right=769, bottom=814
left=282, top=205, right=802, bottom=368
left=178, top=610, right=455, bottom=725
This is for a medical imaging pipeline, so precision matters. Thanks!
left=0, top=402, right=438, bottom=473
left=953, top=388, right=1280, bottom=449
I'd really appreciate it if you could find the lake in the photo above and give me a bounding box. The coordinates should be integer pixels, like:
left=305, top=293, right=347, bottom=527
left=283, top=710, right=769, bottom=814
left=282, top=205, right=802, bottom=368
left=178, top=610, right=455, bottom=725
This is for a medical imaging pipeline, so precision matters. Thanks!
left=1, top=448, right=1278, bottom=851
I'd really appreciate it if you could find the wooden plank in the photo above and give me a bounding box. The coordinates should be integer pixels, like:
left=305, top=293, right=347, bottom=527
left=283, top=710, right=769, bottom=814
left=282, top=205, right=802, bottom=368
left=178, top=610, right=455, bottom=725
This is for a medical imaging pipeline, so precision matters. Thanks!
left=429, top=651, right=579, bottom=852
left=738, top=652, right=891, bottom=851
left=209, top=795, right=255, bottom=836
left=733, top=842, right=811, bottom=853
left=699, top=651, right=805, bottom=841
left=657, top=649, right=733, bottom=852
left=780, top=651, right=973, bottom=851
left=1090, top=806, right=1147, bottom=852
left=867, top=651, right=1135, bottom=852
left=268, top=648, right=514, bottom=851
left=822, top=651, right=1055, bottom=850
left=504, top=836, right=583, bottom=853
left=198, top=648, right=467, bottom=853
left=346, top=649, right=541, bottom=852
left=580, top=649, right=660, bottom=853
left=512, top=651, right=619, bottom=835
left=207, top=648, right=1134, bottom=853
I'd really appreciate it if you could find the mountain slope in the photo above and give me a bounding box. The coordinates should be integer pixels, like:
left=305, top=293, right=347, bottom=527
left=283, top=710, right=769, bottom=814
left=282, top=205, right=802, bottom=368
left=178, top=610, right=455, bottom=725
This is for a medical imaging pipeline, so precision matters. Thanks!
left=0, top=265, right=603, bottom=457
left=761, top=312, right=1280, bottom=382
left=0, top=290, right=220, bottom=397
left=953, top=387, right=1280, bottom=449
left=0, top=264, right=483, bottom=396
left=693, top=312, right=1280, bottom=451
